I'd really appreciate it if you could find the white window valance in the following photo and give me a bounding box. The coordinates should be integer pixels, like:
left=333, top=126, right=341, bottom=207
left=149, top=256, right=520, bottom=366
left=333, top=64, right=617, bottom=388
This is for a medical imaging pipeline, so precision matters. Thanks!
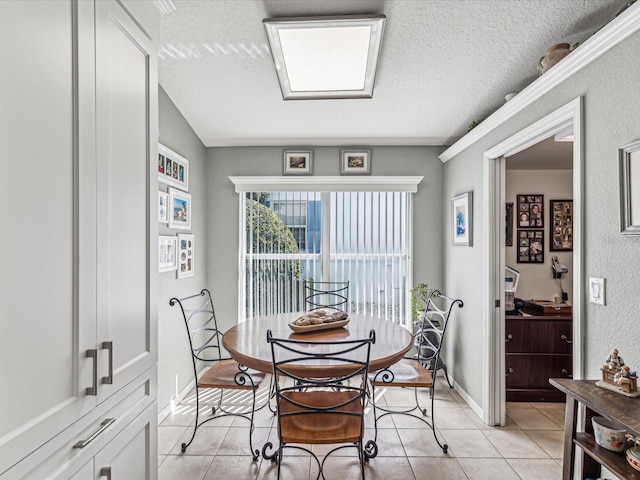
left=228, top=176, right=423, bottom=193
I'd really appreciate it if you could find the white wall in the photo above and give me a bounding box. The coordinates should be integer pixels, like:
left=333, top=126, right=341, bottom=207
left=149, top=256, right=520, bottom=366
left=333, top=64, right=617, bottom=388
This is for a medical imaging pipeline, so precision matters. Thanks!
left=443, top=27, right=640, bottom=408
left=506, top=169, right=573, bottom=303
left=157, top=87, right=208, bottom=414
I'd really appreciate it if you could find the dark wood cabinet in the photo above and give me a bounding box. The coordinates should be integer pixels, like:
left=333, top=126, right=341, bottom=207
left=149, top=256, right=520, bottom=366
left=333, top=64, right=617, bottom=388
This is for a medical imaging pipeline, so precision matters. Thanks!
left=506, top=314, right=572, bottom=402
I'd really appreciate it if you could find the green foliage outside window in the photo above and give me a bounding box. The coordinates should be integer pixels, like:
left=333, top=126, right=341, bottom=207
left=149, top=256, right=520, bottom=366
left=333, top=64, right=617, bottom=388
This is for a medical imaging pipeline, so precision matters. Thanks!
left=246, top=198, right=301, bottom=279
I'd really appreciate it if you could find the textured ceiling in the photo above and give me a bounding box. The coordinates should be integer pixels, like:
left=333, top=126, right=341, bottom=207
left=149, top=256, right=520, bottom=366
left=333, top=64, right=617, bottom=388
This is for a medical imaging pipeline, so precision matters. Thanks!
left=158, top=0, right=623, bottom=147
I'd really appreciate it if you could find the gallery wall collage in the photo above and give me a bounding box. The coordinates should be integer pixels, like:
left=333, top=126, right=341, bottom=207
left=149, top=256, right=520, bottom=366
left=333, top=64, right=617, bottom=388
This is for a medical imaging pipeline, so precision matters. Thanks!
left=506, top=194, right=573, bottom=264
left=157, top=144, right=194, bottom=279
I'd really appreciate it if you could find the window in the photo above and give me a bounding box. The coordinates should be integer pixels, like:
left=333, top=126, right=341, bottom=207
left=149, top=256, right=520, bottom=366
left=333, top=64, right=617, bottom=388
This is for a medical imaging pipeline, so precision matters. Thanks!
left=241, top=189, right=413, bottom=326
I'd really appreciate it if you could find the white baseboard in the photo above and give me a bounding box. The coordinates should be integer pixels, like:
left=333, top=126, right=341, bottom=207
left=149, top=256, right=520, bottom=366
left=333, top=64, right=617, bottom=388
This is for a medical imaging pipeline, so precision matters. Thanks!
left=450, top=376, right=483, bottom=421
left=157, top=368, right=206, bottom=425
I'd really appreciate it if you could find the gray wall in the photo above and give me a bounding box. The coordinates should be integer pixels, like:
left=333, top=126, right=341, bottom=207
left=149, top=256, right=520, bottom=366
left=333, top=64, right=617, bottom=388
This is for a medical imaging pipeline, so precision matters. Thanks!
left=443, top=29, right=640, bottom=407
left=158, top=87, right=207, bottom=413
left=154, top=94, right=447, bottom=413
left=206, top=146, right=447, bottom=335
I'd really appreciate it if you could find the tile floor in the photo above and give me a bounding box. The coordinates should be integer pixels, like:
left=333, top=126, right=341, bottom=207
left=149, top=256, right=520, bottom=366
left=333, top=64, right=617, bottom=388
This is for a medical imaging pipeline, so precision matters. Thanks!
left=158, top=375, right=566, bottom=480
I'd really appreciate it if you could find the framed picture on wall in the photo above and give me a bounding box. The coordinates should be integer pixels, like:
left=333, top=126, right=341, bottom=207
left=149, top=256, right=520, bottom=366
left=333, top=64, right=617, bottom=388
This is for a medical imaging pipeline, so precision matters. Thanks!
left=283, top=149, right=313, bottom=175
left=177, top=233, right=194, bottom=279
left=168, top=188, right=192, bottom=230
left=550, top=199, right=573, bottom=251
left=159, top=143, right=189, bottom=191
left=158, top=235, right=177, bottom=273
left=517, top=229, right=544, bottom=263
left=506, top=202, right=514, bottom=246
left=517, top=194, right=544, bottom=228
left=451, top=191, right=473, bottom=246
left=340, top=148, right=371, bottom=175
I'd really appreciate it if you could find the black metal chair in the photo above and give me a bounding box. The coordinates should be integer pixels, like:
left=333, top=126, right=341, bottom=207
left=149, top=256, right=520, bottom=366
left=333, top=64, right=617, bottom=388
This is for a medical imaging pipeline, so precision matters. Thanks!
left=369, top=290, right=463, bottom=454
left=170, top=289, right=265, bottom=459
left=262, top=329, right=375, bottom=480
left=303, top=280, right=349, bottom=311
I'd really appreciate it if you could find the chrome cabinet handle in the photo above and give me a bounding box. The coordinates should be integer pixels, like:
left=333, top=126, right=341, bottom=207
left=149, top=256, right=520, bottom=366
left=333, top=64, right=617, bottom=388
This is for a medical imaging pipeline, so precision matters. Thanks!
left=100, top=467, right=112, bottom=479
left=505, top=367, right=514, bottom=376
left=562, top=368, right=573, bottom=378
left=561, top=334, right=572, bottom=344
left=505, top=333, right=513, bottom=342
left=102, top=341, right=113, bottom=384
left=73, top=418, right=115, bottom=448
left=86, top=349, right=98, bottom=395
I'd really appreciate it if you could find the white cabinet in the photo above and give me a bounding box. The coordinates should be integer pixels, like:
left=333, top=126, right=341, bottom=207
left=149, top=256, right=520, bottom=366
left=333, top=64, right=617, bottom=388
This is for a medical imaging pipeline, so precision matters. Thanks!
left=94, top=0, right=158, bottom=406
left=0, top=0, right=157, bottom=477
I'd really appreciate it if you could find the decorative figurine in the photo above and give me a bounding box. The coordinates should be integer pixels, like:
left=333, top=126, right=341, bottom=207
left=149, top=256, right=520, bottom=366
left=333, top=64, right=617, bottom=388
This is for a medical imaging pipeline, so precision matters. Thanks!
left=599, top=349, right=638, bottom=395
left=615, top=365, right=631, bottom=383
left=606, top=348, right=624, bottom=370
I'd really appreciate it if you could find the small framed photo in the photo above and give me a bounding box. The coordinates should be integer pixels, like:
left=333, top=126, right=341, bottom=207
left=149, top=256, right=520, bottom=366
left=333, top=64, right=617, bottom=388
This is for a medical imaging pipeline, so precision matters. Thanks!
left=517, top=194, right=544, bottom=228
left=158, top=191, right=169, bottom=223
left=158, top=235, right=177, bottom=273
left=550, top=199, right=573, bottom=251
left=283, top=149, right=313, bottom=175
left=340, top=148, right=371, bottom=175
left=158, top=143, right=189, bottom=191
left=451, top=191, right=473, bottom=246
left=517, top=229, right=544, bottom=263
left=506, top=202, right=514, bottom=247
left=177, top=233, right=194, bottom=279
left=169, top=188, right=192, bottom=230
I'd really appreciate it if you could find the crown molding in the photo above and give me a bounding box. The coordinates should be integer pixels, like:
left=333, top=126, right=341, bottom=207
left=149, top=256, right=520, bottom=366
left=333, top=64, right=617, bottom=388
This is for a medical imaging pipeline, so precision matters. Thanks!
left=228, top=176, right=424, bottom=193
left=439, top=3, right=640, bottom=163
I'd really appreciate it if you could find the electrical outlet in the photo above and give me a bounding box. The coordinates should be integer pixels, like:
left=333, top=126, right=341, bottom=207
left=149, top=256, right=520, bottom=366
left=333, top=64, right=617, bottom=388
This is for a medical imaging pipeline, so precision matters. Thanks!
left=589, top=277, right=605, bottom=305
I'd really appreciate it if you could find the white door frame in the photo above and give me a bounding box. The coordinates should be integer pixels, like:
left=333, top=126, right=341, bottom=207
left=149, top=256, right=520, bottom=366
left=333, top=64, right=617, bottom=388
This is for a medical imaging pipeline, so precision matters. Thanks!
left=482, top=97, right=584, bottom=426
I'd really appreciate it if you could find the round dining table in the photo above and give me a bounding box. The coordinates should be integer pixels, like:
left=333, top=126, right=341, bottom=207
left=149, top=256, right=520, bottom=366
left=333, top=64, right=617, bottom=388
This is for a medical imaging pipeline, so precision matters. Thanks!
left=222, top=312, right=414, bottom=377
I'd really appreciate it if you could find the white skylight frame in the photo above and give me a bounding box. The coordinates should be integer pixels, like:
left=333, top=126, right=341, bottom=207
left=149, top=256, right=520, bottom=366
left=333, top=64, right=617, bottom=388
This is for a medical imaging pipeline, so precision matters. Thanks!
left=263, top=15, right=386, bottom=100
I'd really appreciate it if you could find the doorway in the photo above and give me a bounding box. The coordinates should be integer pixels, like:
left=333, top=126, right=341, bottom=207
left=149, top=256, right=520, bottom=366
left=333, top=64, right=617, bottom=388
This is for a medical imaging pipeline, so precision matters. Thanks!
left=504, top=135, right=574, bottom=404
left=481, top=98, right=583, bottom=426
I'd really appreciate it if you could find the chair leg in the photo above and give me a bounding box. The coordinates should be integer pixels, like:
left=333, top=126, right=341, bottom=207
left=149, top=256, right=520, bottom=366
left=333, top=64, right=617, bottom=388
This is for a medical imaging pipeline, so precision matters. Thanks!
left=430, top=389, right=448, bottom=454
left=214, top=387, right=224, bottom=414
left=247, top=384, right=259, bottom=460
left=363, top=382, right=379, bottom=461
left=441, top=364, right=454, bottom=389
left=358, top=441, right=367, bottom=480
left=413, top=387, right=427, bottom=416
left=181, top=385, right=201, bottom=453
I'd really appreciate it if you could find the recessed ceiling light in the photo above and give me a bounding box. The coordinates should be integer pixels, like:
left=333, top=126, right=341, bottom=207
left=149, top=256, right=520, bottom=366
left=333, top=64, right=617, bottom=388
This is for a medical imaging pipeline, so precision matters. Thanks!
left=263, top=15, right=386, bottom=100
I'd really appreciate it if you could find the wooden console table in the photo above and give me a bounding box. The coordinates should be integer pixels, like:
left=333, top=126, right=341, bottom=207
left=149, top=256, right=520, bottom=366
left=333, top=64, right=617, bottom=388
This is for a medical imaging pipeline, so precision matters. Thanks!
left=550, top=378, right=640, bottom=479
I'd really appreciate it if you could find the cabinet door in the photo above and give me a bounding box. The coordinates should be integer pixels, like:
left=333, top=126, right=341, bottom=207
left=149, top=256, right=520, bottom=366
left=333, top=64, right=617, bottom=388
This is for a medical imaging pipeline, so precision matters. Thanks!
left=93, top=404, right=157, bottom=480
left=0, top=1, right=97, bottom=473
left=505, top=319, right=572, bottom=354
left=506, top=354, right=572, bottom=388
left=94, top=0, right=158, bottom=404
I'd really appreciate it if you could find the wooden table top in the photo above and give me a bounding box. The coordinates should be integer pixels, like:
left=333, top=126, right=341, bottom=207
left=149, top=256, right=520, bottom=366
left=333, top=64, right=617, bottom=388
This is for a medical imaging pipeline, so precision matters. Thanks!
left=550, top=378, right=640, bottom=436
left=222, top=312, right=414, bottom=377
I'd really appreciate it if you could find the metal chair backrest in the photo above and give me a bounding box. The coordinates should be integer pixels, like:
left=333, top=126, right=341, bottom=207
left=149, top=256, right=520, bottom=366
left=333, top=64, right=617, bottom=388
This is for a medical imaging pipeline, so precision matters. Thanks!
left=303, top=280, right=349, bottom=311
left=267, top=328, right=375, bottom=427
left=413, top=290, right=463, bottom=375
left=169, top=288, right=223, bottom=364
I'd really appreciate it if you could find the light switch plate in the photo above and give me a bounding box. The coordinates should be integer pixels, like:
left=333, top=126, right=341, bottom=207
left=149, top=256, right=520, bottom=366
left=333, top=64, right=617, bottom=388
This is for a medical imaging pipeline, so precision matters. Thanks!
left=589, top=277, right=605, bottom=305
